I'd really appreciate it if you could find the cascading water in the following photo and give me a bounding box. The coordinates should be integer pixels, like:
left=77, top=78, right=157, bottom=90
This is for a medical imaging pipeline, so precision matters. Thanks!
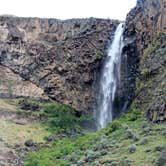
left=94, top=23, right=124, bottom=129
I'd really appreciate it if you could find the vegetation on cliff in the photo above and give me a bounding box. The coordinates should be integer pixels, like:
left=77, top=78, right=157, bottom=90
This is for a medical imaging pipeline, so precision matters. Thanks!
left=135, top=33, right=166, bottom=122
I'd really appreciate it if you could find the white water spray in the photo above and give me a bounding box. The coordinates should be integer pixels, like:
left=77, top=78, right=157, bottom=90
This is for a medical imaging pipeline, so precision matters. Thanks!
left=95, top=23, right=124, bottom=129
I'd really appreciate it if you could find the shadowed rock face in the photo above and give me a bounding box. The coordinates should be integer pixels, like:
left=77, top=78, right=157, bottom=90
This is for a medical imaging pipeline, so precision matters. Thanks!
left=125, top=0, right=165, bottom=55
left=123, top=0, right=166, bottom=121
left=0, top=16, right=119, bottom=112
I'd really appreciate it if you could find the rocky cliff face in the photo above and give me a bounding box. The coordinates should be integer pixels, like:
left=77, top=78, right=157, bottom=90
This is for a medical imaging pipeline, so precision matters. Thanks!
left=125, top=0, right=165, bottom=55
left=124, top=0, right=166, bottom=121
left=0, top=16, right=119, bottom=112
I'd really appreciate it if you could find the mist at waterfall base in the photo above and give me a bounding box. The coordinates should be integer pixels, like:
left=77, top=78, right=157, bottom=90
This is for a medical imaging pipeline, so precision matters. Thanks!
left=94, top=24, right=124, bottom=129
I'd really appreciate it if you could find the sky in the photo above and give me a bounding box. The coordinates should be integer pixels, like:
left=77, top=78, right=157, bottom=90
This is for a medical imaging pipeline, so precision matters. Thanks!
left=0, top=0, right=136, bottom=20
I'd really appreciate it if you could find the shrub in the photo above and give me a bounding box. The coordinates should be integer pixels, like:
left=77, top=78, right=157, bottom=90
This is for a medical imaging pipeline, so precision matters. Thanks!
left=42, top=103, right=85, bottom=133
left=96, top=53, right=103, bottom=60
left=18, top=98, right=40, bottom=111
left=128, top=108, right=142, bottom=121
left=104, top=120, right=121, bottom=135
left=43, top=103, right=78, bottom=132
left=124, top=103, right=142, bottom=121
left=157, top=151, right=166, bottom=166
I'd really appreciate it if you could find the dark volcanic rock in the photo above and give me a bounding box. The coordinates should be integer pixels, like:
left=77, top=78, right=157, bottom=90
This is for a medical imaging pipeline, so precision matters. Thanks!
left=24, top=139, right=34, bottom=147
left=125, top=0, right=165, bottom=55
left=0, top=16, right=119, bottom=112
left=123, top=0, right=166, bottom=121
left=128, top=144, right=137, bottom=153
left=157, top=151, right=166, bottom=166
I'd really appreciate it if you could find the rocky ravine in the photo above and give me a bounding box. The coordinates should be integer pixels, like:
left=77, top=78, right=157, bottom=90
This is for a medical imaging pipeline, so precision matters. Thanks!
left=0, top=17, right=119, bottom=113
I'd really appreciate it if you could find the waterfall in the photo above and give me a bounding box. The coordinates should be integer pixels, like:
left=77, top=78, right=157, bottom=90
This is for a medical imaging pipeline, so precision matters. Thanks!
left=94, top=23, right=124, bottom=129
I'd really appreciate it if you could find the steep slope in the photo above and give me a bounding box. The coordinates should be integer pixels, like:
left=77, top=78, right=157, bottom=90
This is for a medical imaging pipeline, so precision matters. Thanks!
left=25, top=108, right=166, bottom=166
left=0, top=17, right=119, bottom=113
left=0, top=99, right=51, bottom=165
left=123, top=0, right=166, bottom=121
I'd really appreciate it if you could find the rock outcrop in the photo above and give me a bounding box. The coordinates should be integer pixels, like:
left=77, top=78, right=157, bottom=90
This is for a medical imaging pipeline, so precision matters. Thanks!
left=124, top=0, right=166, bottom=121
left=0, top=65, right=45, bottom=99
left=0, top=16, right=119, bottom=112
left=125, top=0, right=165, bottom=55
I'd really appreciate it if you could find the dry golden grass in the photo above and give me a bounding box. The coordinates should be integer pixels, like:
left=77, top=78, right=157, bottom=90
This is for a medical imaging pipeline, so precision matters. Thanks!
left=0, top=99, right=51, bottom=146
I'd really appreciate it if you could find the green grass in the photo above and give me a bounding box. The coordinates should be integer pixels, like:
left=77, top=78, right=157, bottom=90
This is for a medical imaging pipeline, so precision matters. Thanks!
left=25, top=133, right=98, bottom=166
left=2, top=98, right=164, bottom=166
left=24, top=105, right=166, bottom=166
left=13, top=98, right=92, bottom=134
left=41, top=103, right=82, bottom=133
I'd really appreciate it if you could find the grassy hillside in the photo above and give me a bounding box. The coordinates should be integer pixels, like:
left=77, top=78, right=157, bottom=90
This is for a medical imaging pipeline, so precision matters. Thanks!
left=24, top=105, right=166, bottom=166
left=0, top=97, right=165, bottom=166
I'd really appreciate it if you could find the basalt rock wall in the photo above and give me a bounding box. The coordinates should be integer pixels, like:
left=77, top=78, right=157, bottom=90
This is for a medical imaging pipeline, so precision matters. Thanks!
left=0, top=16, right=119, bottom=113
left=123, top=0, right=166, bottom=121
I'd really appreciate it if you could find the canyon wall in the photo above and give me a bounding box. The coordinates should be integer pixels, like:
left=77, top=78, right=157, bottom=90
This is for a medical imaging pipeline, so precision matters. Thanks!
left=123, top=0, right=166, bottom=121
left=0, top=16, right=119, bottom=113
left=0, top=0, right=165, bottom=120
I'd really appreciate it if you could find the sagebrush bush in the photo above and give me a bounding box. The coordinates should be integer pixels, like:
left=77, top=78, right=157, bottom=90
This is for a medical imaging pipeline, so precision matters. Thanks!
left=104, top=120, right=121, bottom=135
left=42, top=103, right=76, bottom=132
left=42, top=103, right=88, bottom=133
